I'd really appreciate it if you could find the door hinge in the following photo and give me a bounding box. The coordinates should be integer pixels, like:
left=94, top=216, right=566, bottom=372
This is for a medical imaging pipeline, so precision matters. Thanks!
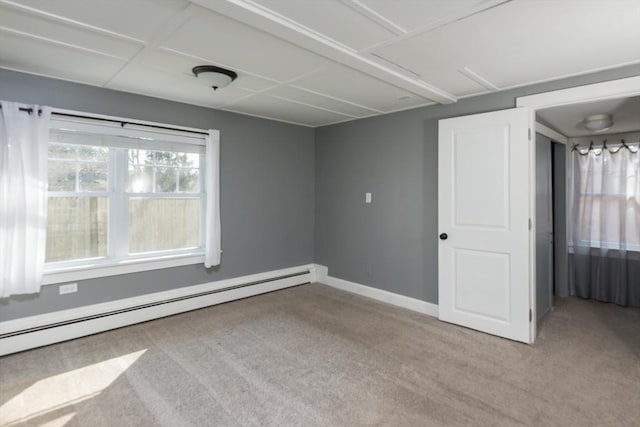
left=529, top=309, right=532, bottom=322
left=528, top=218, right=532, bottom=230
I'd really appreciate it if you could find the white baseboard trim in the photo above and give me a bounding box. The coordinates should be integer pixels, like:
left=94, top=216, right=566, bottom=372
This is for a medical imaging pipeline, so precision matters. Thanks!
left=313, top=265, right=438, bottom=318
left=0, top=264, right=315, bottom=356
left=314, top=264, right=328, bottom=283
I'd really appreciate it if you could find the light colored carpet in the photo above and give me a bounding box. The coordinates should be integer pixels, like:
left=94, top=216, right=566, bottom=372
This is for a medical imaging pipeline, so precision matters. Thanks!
left=1, top=283, right=639, bottom=427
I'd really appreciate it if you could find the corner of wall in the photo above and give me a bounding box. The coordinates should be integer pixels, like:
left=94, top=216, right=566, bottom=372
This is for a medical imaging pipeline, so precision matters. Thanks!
left=312, top=264, right=328, bottom=283
left=312, top=264, right=438, bottom=318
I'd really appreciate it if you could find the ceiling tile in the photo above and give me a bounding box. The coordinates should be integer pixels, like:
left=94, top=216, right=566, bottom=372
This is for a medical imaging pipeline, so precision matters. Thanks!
left=1, top=0, right=638, bottom=128
left=135, top=48, right=279, bottom=92
left=266, top=85, right=378, bottom=117
left=107, top=63, right=254, bottom=108
left=0, top=4, right=141, bottom=60
left=0, top=29, right=127, bottom=85
left=253, top=0, right=396, bottom=51
left=360, top=0, right=486, bottom=33
left=225, top=94, right=352, bottom=127
left=372, top=1, right=640, bottom=95
left=161, top=6, right=330, bottom=82
left=8, top=0, right=188, bottom=42
left=478, top=1, right=640, bottom=88
left=293, top=66, right=432, bottom=112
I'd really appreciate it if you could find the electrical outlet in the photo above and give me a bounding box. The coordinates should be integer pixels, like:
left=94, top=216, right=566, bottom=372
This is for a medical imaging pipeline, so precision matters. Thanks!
left=59, top=283, right=78, bottom=295
left=365, top=192, right=372, bottom=204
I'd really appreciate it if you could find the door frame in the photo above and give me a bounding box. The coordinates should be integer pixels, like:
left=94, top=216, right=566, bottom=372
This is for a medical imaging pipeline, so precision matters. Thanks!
left=517, top=75, right=640, bottom=341
left=516, top=75, right=640, bottom=110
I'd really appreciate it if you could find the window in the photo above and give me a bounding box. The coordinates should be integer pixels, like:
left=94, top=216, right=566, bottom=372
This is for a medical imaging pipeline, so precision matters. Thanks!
left=127, top=149, right=202, bottom=254
left=571, top=143, right=640, bottom=251
left=47, top=142, right=109, bottom=262
left=45, top=117, right=208, bottom=275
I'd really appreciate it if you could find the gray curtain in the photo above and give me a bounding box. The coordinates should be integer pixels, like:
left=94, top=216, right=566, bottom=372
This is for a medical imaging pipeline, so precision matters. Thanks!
left=568, top=142, right=640, bottom=307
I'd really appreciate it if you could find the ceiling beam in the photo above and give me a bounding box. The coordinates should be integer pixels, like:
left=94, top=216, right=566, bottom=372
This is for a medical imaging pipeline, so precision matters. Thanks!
left=458, top=67, right=499, bottom=91
left=190, top=0, right=458, bottom=104
left=338, top=0, right=407, bottom=37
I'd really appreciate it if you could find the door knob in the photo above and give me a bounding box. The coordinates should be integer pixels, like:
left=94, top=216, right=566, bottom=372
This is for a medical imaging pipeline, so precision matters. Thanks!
left=439, top=233, right=448, bottom=240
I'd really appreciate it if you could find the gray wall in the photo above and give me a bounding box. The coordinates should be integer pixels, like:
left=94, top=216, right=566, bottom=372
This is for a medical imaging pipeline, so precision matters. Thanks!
left=0, top=69, right=315, bottom=321
left=2, top=63, right=640, bottom=320
left=315, top=64, right=640, bottom=304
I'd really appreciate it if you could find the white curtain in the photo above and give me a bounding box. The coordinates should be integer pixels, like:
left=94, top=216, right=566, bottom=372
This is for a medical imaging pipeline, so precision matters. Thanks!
left=204, top=129, right=221, bottom=268
left=568, top=142, right=640, bottom=307
left=0, top=102, right=52, bottom=297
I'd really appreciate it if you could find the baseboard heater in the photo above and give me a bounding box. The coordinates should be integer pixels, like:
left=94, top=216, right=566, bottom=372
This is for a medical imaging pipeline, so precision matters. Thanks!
left=0, top=265, right=314, bottom=356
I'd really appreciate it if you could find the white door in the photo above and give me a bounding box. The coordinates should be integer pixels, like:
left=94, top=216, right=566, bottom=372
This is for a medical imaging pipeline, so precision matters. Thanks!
left=438, top=108, right=535, bottom=344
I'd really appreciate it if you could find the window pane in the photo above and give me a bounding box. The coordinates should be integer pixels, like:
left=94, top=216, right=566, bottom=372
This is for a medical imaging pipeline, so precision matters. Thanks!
left=128, top=149, right=153, bottom=192
left=128, top=166, right=154, bottom=193
left=78, top=145, right=108, bottom=162
left=180, top=153, right=200, bottom=168
left=48, top=160, right=76, bottom=191
left=129, top=149, right=153, bottom=167
left=46, top=197, right=108, bottom=262
left=179, top=169, right=200, bottom=192
left=79, top=162, right=108, bottom=191
left=154, top=151, right=177, bottom=166
left=155, top=167, right=177, bottom=192
left=49, top=143, right=76, bottom=160
left=129, top=198, right=200, bottom=253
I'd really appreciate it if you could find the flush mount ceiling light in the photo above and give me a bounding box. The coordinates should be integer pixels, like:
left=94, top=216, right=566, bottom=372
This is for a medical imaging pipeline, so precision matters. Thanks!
left=192, top=65, right=237, bottom=91
left=583, top=114, right=613, bottom=132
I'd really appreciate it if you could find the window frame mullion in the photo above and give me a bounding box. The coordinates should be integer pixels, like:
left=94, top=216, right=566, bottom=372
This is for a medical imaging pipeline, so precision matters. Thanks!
left=109, top=148, right=129, bottom=259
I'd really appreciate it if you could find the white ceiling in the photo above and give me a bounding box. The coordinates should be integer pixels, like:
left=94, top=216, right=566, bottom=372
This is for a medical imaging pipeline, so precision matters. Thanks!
left=1, top=0, right=640, bottom=127
left=537, top=96, right=640, bottom=138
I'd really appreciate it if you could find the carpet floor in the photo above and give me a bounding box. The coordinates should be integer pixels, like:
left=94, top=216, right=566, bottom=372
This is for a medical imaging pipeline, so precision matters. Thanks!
left=1, top=283, right=639, bottom=426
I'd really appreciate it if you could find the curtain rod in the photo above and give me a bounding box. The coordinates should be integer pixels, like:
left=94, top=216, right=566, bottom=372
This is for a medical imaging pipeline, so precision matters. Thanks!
left=0, top=105, right=44, bottom=116
left=0, top=106, right=42, bottom=115
left=572, top=139, right=639, bottom=155
left=0, top=106, right=209, bottom=136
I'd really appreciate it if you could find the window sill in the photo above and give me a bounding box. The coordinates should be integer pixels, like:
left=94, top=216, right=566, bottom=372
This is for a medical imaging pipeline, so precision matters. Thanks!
left=570, top=243, right=640, bottom=253
left=42, top=252, right=205, bottom=285
left=568, top=246, right=640, bottom=261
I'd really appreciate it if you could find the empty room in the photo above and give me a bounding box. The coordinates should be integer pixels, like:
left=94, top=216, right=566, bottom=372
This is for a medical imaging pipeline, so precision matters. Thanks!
left=1, top=0, right=639, bottom=426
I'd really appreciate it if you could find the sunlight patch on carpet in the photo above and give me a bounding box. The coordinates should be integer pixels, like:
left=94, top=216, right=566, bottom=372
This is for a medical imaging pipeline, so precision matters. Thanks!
left=0, top=349, right=146, bottom=426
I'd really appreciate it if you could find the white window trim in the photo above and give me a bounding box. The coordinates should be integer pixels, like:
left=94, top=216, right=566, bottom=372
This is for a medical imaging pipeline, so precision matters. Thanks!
left=44, top=108, right=211, bottom=285
left=43, top=252, right=205, bottom=285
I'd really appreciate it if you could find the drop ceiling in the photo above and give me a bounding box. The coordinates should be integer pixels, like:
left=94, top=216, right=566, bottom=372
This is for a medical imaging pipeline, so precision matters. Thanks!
left=1, top=0, right=639, bottom=127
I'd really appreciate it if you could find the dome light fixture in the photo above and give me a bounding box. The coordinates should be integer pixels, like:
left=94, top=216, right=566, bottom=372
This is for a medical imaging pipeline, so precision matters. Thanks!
left=192, top=65, right=237, bottom=91
left=583, top=114, right=613, bottom=132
